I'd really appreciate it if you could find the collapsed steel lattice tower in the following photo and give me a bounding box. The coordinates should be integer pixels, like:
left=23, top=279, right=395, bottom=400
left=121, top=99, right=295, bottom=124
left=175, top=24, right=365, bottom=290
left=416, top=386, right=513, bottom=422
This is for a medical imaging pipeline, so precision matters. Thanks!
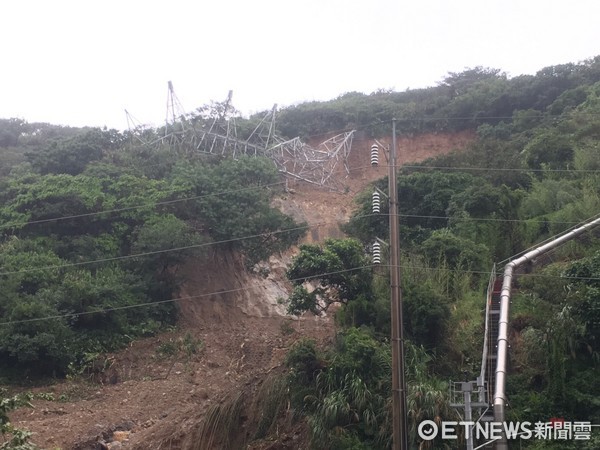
left=127, top=83, right=355, bottom=190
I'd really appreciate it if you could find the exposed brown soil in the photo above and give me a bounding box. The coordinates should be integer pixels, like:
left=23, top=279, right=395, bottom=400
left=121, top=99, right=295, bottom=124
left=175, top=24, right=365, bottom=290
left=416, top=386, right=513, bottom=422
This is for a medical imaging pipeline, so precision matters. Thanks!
left=276, top=130, right=475, bottom=241
left=12, top=311, right=332, bottom=450
left=9, top=131, right=474, bottom=449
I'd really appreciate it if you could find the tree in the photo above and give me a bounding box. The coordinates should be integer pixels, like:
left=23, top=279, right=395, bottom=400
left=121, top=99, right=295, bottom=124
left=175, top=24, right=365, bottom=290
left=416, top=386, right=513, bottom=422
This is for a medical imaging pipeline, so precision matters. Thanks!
left=344, top=171, right=484, bottom=246
left=26, top=128, right=121, bottom=175
left=440, top=67, right=505, bottom=97
left=298, top=329, right=392, bottom=449
left=0, top=118, right=26, bottom=148
left=564, top=251, right=600, bottom=355
left=285, top=329, right=457, bottom=449
left=524, top=130, right=574, bottom=171
left=0, top=238, right=74, bottom=375
left=130, top=213, right=207, bottom=301
left=169, top=157, right=304, bottom=267
left=421, top=229, right=489, bottom=269
left=0, top=173, right=107, bottom=237
left=131, top=213, right=206, bottom=272
left=403, top=283, right=449, bottom=349
left=285, top=239, right=372, bottom=318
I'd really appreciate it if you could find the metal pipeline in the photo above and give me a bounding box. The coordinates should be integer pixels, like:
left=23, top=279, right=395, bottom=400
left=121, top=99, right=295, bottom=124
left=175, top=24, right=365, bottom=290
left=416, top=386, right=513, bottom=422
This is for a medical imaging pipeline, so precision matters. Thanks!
left=493, top=215, right=600, bottom=449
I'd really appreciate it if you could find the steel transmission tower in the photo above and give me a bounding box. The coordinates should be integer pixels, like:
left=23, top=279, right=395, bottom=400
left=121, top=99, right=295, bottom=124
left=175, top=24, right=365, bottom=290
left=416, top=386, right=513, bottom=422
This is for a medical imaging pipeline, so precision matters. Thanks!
left=126, top=83, right=356, bottom=190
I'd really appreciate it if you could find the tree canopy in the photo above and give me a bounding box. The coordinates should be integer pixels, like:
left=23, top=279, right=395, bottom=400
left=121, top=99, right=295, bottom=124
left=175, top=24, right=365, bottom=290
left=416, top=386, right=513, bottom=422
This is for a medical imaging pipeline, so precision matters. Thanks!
left=0, top=131, right=304, bottom=375
left=2, top=54, right=600, bottom=448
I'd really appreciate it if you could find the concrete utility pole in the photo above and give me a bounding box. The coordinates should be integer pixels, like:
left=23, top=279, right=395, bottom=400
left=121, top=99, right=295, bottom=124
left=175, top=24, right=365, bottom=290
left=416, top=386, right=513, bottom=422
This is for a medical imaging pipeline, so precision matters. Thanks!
left=389, top=119, right=409, bottom=450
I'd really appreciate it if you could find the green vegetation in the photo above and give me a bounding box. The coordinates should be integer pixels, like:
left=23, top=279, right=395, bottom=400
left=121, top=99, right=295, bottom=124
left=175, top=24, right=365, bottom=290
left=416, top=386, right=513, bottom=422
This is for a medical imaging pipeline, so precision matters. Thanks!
left=0, top=389, right=37, bottom=449
left=0, top=125, right=304, bottom=379
left=156, top=332, right=204, bottom=361
left=2, top=55, right=600, bottom=447
left=273, top=57, right=600, bottom=448
left=275, top=57, right=600, bottom=137
left=286, top=238, right=373, bottom=319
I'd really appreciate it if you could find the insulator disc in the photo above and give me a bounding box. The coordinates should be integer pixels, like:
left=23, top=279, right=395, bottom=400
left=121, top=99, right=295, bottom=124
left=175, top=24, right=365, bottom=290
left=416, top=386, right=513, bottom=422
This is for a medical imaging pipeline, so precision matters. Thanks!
left=373, top=241, right=381, bottom=264
left=370, top=144, right=379, bottom=166
left=372, top=191, right=381, bottom=214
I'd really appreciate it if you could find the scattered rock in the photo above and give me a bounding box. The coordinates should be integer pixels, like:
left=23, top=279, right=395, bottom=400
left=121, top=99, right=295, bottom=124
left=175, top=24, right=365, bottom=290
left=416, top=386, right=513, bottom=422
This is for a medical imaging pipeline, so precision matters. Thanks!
left=41, top=408, right=67, bottom=415
left=112, top=430, right=130, bottom=442
left=142, top=419, right=155, bottom=428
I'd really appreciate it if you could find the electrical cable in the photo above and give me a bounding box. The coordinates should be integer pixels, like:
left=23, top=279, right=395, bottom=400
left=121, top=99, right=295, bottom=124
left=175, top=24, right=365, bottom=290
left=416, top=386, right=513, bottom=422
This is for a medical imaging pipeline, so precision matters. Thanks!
left=391, top=263, right=600, bottom=282
left=0, top=264, right=374, bottom=326
left=336, top=160, right=599, bottom=178
left=2, top=260, right=599, bottom=327
left=2, top=128, right=599, bottom=326
left=293, top=109, right=600, bottom=141
left=3, top=209, right=597, bottom=277
left=2, top=160, right=596, bottom=234
left=399, top=164, right=600, bottom=174
left=0, top=181, right=286, bottom=231
left=2, top=159, right=593, bottom=237
left=0, top=212, right=377, bottom=276
left=3, top=127, right=598, bottom=232
left=392, top=213, right=595, bottom=225
left=3, top=209, right=597, bottom=276
left=0, top=221, right=312, bottom=276
left=6, top=104, right=597, bottom=258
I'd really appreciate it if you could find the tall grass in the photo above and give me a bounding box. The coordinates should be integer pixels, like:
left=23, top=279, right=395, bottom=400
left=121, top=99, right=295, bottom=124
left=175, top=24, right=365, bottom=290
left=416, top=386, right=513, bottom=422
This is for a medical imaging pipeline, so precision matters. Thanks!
left=190, top=391, right=245, bottom=450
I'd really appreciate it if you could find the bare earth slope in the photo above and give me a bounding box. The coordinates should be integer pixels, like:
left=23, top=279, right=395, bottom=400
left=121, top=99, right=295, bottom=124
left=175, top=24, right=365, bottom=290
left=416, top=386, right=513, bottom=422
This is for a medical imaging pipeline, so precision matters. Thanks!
left=11, top=131, right=474, bottom=449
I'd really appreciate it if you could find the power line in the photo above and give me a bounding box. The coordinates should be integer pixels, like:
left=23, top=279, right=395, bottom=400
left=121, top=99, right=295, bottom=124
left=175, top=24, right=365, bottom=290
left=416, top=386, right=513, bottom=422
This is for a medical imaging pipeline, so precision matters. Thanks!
left=395, top=213, right=594, bottom=225
left=0, top=163, right=376, bottom=232
left=0, top=221, right=312, bottom=276
left=394, top=263, right=600, bottom=283
left=1, top=135, right=596, bottom=233
left=394, top=113, right=600, bottom=122
left=0, top=165, right=361, bottom=233
left=299, top=109, right=600, bottom=141
left=400, top=164, right=600, bottom=174
left=2, top=261, right=598, bottom=327
left=2, top=161, right=596, bottom=233
left=0, top=181, right=286, bottom=231
left=2, top=212, right=597, bottom=277
left=367, top=211, right=600, bottom=227
left=0, top=213, right=374, bottom=276
left=0, top=264, right=373, bottom=326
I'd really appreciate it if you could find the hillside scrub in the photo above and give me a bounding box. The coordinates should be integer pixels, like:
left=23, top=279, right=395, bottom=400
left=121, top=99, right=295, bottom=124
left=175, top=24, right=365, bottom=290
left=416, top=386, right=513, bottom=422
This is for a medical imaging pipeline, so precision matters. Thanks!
left=1, top=55, right=600, bottom=447
left=272, top=57, right=600, bottom=448
left=0, top=136, right=304, bottom=377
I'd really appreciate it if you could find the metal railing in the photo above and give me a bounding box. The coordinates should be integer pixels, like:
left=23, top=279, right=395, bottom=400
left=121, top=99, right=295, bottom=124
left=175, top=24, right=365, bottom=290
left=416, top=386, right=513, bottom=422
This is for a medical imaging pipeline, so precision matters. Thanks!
left=478, top=264, right=496, bottom=405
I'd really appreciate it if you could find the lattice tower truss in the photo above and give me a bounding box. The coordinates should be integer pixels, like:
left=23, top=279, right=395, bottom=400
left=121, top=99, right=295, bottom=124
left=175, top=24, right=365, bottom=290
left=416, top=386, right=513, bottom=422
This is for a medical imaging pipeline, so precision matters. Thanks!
left=126, top=83, right=355, bottom=190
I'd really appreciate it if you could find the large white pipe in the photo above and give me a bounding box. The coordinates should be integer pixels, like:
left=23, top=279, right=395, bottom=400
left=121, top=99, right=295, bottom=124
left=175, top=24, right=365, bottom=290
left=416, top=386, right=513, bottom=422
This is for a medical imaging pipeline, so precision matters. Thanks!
left=493, top=215, right=600, bottom=449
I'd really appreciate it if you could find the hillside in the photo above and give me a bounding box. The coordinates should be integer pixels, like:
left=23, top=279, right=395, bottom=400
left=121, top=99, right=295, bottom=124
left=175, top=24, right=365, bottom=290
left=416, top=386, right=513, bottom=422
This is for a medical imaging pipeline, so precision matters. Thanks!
left=8, top=131, right=473, bottom=449
left=2, top=56, right=600, bottom=449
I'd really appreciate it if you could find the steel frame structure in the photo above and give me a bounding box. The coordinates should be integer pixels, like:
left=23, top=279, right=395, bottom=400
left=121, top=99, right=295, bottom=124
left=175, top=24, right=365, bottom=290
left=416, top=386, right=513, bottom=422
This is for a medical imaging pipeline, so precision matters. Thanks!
left=126, top=84, right=355, bottom=190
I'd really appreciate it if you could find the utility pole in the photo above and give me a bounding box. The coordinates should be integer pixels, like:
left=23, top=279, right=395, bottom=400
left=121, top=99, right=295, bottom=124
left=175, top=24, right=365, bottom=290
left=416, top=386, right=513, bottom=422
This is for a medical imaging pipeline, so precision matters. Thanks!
left=389, top=119, right=409, bottom=450
left=371, top=120, right=408, bottom=449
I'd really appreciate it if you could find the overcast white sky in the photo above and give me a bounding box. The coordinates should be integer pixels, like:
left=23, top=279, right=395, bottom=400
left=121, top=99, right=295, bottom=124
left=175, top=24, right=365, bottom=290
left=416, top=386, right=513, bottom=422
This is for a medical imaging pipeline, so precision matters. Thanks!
left=1, top=0, right=599, bottom=130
